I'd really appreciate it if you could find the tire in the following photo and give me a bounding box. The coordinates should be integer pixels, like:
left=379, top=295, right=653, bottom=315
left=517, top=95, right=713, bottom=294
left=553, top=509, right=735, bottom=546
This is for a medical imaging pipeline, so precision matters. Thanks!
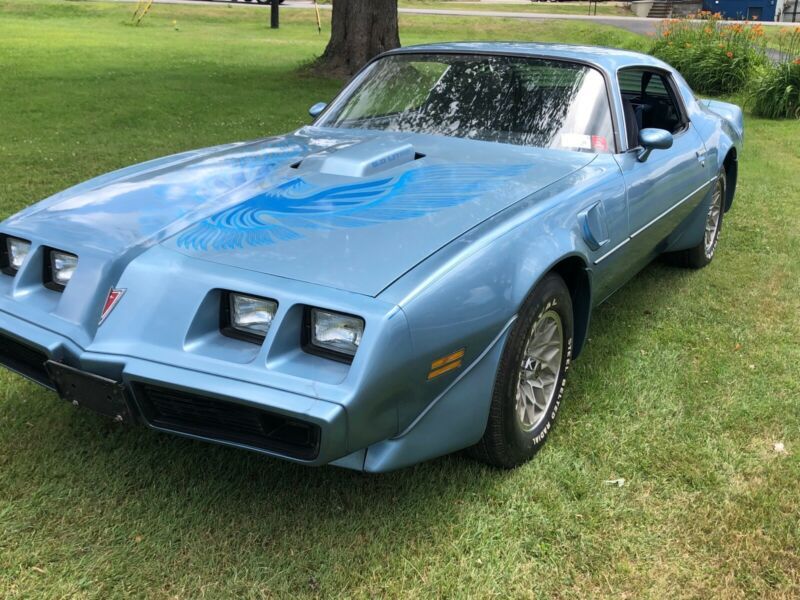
left=679, top=171, right=726, bottom=269
left=470, top=273, right=573, bottom=468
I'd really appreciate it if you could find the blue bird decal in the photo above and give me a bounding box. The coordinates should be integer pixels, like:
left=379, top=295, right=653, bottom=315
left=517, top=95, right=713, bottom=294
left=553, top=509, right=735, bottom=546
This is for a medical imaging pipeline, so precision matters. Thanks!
left=176, top=163, right=531, bottom=251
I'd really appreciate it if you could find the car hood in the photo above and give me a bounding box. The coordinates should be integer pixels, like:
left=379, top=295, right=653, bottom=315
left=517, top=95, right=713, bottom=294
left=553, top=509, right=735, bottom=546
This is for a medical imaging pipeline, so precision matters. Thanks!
left=4, top=127, right=594, bottom=296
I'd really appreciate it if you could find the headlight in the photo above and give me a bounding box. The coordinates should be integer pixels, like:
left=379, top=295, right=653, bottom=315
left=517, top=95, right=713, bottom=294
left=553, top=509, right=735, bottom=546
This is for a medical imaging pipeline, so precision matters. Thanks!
left=306, top=308, right=364, bottom=361
left=222, top=292, right=278, bottom=343
left=46, top=250, right=78, bottom=290
left=2, top=237, right=31, bottom=275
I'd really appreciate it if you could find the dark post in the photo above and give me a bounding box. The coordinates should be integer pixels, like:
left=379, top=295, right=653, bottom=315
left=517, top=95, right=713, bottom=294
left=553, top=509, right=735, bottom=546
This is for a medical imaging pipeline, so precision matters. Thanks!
left=271, top=0, right=279, bottom=29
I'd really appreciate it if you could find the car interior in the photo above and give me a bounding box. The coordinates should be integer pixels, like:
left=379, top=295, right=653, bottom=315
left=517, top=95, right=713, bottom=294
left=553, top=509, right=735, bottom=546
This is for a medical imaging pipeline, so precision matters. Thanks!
left=618, top=69, right=687, bottom=149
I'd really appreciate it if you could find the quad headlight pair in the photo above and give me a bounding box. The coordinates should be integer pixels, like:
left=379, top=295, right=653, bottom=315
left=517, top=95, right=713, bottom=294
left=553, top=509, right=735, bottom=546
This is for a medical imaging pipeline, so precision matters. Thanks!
left=222, top=291, right=364, bottom=362
left=2, top=236, right=77, bottom=291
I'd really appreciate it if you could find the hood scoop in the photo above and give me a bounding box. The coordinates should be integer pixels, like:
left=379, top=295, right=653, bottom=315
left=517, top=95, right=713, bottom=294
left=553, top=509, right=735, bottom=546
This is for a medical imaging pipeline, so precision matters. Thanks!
left=295, top=138, right=422, bottom=178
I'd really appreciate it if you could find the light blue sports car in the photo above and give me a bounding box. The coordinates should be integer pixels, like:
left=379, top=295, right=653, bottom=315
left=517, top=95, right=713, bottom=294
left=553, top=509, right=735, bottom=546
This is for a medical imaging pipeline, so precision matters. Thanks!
left=0, top=43, right=743, bottom=471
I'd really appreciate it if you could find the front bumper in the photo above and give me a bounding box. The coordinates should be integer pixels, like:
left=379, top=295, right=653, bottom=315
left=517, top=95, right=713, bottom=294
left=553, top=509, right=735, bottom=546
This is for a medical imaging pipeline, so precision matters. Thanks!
left=0, top=311, right=349, bottom=466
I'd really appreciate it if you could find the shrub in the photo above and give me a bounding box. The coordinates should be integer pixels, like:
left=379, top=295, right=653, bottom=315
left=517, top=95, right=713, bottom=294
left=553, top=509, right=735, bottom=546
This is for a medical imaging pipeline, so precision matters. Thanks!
left=650, top=12, right=767, bottom=95
left=748, top=28, right=800, bottom=119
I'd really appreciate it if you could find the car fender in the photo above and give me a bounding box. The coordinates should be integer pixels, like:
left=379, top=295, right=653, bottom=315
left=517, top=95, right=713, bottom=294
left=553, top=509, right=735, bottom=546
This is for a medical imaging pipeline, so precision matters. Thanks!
left=378, top=164, right=621, bottom=437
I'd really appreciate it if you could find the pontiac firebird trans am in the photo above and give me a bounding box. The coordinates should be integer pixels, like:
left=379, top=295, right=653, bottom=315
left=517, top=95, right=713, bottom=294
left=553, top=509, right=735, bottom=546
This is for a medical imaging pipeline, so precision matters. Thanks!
left=0, top=44, right=743, bottom=471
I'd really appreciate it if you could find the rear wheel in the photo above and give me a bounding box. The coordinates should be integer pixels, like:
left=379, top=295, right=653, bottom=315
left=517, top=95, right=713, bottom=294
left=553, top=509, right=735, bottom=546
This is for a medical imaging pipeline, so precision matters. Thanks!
left=470, top=273, right=573, bottom=468
left=681, top=171, right=726, bottom=269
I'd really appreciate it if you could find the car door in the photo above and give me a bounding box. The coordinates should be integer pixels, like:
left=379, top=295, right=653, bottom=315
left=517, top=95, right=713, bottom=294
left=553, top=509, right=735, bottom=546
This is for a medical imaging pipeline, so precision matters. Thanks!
left=614, top=68, right=713, bottom=255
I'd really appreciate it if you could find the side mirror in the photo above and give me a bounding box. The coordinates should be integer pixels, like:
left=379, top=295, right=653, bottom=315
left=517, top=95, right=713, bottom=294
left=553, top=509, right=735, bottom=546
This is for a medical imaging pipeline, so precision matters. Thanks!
left=308, top=102, right=327, bottom=118
left=637, top=128, right=673, bottom=162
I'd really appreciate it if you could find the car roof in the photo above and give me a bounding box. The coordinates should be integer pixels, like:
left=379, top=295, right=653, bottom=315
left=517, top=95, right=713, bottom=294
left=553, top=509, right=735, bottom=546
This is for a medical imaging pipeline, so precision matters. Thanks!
left=385, top=42, right=671, bottom=74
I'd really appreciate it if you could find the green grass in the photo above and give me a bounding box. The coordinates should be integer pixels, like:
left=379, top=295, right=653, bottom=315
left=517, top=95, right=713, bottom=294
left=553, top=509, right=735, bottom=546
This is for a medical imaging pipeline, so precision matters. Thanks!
left=1, top=1, right=798, bottom=598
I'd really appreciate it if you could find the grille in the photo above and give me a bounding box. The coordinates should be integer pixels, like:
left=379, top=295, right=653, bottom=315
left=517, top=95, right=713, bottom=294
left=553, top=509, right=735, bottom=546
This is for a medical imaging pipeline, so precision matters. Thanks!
left=137, top=385, right=320, bottom=460
left=0, top=334, right=51, bottom=387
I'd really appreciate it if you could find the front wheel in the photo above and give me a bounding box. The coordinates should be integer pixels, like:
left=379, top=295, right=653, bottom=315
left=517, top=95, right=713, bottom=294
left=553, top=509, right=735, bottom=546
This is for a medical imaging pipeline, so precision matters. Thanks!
left=469, top=273, right=573, bottom=468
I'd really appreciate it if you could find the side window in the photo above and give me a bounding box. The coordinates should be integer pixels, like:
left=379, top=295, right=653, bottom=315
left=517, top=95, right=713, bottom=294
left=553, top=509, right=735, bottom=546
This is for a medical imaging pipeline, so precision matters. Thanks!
left=618, top=69, right=687, bottom=148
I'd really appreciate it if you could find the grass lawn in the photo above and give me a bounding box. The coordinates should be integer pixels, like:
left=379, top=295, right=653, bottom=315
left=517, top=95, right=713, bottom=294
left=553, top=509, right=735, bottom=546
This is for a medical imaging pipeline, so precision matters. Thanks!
left=1, top=1, right=798, bottom=598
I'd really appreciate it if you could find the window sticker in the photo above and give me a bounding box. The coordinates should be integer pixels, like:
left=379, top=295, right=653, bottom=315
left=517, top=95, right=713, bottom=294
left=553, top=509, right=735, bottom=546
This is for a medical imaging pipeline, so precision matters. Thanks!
left=591, top=135, right=608, bottom=152
left=560, top=133, right=592, bottom=150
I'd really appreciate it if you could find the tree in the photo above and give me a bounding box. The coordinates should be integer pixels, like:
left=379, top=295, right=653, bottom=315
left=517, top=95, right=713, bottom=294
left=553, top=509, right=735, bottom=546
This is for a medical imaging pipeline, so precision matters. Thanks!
left=318, top=0, right=400, bottom=77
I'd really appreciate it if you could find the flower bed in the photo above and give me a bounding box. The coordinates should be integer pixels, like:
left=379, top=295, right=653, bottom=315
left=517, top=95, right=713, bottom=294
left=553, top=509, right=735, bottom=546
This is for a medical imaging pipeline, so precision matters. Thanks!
left=650, top=12, right=768, bottom=95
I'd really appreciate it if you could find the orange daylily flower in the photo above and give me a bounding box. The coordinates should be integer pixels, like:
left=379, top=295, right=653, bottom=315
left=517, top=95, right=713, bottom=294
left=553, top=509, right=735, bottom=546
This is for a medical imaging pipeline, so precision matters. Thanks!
left=726, top=51, right=734, bottom=58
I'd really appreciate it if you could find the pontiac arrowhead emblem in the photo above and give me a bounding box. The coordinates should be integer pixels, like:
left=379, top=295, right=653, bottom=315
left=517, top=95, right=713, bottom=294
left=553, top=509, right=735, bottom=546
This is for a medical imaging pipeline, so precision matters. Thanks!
left=99, top=288, right=125, bottom=325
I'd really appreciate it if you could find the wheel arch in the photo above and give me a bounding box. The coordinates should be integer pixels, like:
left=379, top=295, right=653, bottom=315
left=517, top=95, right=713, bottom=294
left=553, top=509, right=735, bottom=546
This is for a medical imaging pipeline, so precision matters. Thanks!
left=536, top=254, right=592, bottom=359
left=722, top=147, right=737, bottom=212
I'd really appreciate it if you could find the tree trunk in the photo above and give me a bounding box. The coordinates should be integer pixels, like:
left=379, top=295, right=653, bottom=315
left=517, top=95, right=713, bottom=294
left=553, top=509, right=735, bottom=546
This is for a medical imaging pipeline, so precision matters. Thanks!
left=318, top=0, right=400, bottom=77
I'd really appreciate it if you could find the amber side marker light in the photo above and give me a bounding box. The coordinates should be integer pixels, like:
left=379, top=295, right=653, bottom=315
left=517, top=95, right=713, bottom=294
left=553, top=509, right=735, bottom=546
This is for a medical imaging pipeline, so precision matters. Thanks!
left=427, top=348, right=465, bottom=380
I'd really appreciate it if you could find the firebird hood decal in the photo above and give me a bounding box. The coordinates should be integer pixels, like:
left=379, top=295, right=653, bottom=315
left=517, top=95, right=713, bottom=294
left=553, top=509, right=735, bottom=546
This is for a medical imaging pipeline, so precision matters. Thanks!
left=175, top=164, right=531, bottom=251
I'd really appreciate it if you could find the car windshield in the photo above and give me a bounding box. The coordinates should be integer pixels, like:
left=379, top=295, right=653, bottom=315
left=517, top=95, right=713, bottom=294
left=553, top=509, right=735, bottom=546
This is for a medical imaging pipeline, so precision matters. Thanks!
left=317, top=53, right=615, bottom=153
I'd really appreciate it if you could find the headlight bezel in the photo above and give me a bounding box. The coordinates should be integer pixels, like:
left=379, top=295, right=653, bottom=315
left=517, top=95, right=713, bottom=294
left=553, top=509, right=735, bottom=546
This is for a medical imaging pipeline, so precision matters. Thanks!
left=43, top=248, right=79, bottom=291
left=302, top=307, right=365, bottom=363
left=220, top=291, right=278, bottom=344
